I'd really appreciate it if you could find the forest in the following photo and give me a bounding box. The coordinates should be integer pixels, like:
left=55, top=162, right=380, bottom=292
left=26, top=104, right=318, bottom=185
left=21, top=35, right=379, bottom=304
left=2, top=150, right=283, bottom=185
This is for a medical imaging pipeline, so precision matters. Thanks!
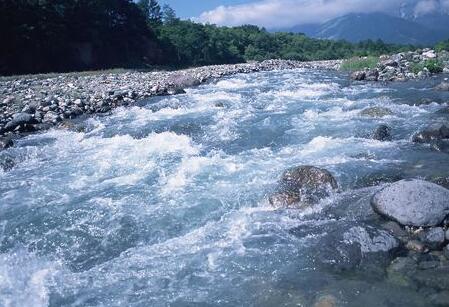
left=0, top=0, right=421, bottom=75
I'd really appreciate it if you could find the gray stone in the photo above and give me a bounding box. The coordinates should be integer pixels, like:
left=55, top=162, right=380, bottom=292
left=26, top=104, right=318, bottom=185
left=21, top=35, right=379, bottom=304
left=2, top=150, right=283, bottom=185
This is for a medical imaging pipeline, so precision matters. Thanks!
left=269, top=166, right=338, bottom=209
left=413, top=123, right=449, bottom=143
left=0, top=136, right=13, bottom=150
left=365, top=69, right=379, bottom=81
left=406, top=240, right=429, bottom=253
left=343, top=226, right=399, bottom=253
left=350, top=71, right=366, bottom=81
left=372, top=124, right=392, bottom=141
left=4, top=113, right=36, bottom=131
left=371, top=179, right=449, bottom=227
left=360, top=107, right=393, bottom=118
left=418, top=227, right=446, bottom=250
left=435, top=82, right=449, bottom=91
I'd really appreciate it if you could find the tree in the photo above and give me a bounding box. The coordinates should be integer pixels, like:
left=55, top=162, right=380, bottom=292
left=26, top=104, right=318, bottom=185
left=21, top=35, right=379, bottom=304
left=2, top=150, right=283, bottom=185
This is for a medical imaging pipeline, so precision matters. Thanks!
left=138, top=0, right=162, bottom=25
left=162, top=4, right=177, bottom=24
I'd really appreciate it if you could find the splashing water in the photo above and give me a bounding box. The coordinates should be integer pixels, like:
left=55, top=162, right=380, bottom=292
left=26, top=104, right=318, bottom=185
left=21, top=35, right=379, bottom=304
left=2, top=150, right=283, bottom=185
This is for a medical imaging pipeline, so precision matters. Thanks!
left=1, top=69, right=449, bottom=306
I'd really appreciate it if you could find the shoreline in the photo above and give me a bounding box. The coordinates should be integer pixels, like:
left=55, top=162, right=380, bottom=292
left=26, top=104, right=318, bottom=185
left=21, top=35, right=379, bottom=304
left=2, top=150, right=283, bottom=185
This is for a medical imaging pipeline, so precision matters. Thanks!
left=0, top=59, right=341, bottom=141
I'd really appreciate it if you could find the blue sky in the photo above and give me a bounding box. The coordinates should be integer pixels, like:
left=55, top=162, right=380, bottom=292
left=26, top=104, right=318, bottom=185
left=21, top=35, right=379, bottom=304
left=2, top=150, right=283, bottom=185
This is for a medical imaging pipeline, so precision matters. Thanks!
left=159, top=0, right=449, bottom=28
left=159, top=0, right=254, bottom=18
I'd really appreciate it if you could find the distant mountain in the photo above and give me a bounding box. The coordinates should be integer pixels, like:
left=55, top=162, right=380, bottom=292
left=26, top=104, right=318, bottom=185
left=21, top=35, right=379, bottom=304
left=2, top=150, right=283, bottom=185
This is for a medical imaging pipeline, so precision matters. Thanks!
left=278, top=12, right=449, bottom=46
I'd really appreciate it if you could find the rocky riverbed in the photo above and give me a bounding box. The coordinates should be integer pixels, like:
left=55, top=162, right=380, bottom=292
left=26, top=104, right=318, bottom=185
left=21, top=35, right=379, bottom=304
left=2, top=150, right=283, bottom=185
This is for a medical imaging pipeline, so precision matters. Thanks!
left=351, top=48, right=449, bottom=82
left=0, top=59, right=341, bottom=141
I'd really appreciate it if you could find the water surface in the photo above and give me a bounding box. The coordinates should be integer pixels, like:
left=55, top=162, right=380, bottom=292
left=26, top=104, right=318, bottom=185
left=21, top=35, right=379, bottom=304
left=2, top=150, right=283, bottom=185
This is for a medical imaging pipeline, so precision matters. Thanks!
left=1, top=69, right=449, bottom=306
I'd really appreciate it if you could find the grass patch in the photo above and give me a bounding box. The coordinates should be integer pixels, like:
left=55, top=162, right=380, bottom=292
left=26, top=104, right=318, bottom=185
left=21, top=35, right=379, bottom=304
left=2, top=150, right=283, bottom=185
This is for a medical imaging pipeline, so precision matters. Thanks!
left=340, top=56, right=379, bottom=71
left=410, top=59, right=444, bottom=74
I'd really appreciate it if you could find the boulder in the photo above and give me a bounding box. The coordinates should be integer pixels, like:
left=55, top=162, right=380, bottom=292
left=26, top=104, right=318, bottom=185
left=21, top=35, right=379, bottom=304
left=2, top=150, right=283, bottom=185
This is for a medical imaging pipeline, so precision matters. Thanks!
left=269, top=166, right=338, bottom=209
left=372, top=124, right=392, bottom=141
left=412, top=123, right=449, bottom=143
left=371, top=179, right=449, bottom=227
left=350, top=71, right=366, bottom=81
left=365, top=69, right=379, bottom=81
left=360, top=107, right=393, bottom=118
left=435, top=82, right=449, bottom=91
left=4, top=112, right=36, bottom=131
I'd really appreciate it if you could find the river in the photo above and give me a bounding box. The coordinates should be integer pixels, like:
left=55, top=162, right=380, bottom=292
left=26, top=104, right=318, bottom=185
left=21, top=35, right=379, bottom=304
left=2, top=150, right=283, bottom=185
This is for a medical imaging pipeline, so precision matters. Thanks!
left=1, top=68, right=449, bottom=306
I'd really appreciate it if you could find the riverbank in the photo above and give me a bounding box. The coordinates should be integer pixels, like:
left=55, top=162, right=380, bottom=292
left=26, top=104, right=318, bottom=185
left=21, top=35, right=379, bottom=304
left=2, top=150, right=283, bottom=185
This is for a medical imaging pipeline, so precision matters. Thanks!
left=0, top=59, right=341, bottom=140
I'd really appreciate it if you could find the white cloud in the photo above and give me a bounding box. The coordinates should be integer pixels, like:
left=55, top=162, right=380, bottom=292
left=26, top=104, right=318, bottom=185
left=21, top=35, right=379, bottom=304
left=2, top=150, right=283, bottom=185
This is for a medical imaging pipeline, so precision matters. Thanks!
left=197, top=0, right=445, bottom=28
left=414, top=0, right=439, bottom=15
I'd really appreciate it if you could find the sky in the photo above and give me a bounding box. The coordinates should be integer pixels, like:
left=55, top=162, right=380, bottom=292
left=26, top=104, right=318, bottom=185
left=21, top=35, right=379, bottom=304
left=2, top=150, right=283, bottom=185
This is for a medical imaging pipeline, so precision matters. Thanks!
left=161, top=0, right=449, bottom=28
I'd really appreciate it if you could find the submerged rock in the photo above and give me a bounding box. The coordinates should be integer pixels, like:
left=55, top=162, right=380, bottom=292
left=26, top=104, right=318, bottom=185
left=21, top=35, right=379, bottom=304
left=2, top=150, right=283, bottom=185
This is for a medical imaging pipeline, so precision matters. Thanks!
left=0, top=136, right=13, bottom=150
left=435, top=82, right=449, bottom=91
left=269, top=166, right=338, bottom=209
left=372, top=124, right=392, bottom=141
left=360, top=107, right=393, bottom=118
left=371, top=179, right=449, bottom=227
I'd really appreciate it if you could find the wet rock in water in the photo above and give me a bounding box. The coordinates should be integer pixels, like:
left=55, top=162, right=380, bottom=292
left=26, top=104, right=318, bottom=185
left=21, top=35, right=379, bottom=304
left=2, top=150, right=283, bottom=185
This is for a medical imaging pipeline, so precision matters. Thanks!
left=406, top=240, right=429, bottom=253
left=4, top=112, right=36, bottom=131
left=0, top=136, right=13, bottom=150
left=360, top=107, right=393, bottom=118
left=435, top=82, right=449, bottom=91
left=387, top=257, right=418, bottom=288
left=429, top=291, right=449, bottom=307
left=418, top=227, right=446, bottom=250
left=372, top=124, right=392, bottom=141
left=365, top=69, right=379, bottom=81
left=381, top=221, right=409, bottom=243
left=343, top=226, right=399, bottom=253
left=167, top=87, right=186, bottom=95
left=413, top=123, right=449, bottom=143
left=0, top=155, right=15, bottom=172
left=313, top=295, right=338, bottom=307
left=371, top=179, right=449, bottom=227
left=350, top=71, right=366, bottom=81
left=269, top=166, right=338, bottom=209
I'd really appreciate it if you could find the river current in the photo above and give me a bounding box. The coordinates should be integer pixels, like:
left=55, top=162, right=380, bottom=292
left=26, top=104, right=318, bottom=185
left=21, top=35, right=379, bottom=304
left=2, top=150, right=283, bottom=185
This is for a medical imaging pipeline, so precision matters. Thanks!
left=1, top=69, right=449, bottom=306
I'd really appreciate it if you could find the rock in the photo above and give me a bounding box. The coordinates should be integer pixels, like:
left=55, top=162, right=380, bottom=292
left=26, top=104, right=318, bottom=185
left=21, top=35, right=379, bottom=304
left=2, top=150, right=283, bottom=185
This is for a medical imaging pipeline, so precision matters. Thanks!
left=2, top=96, right=15, bottom=105
left=387, top=257, right=418, bottom=287
left=365, top=69, right=379, bottom=81
left=350, top=71, right=366, bottom=81
left=446, top=230, right=449, bottom=241
left=444, top=245, right=449, bottom=259
left=0, top=136, right=13, bottom=150
left=435, top=82, right=449, bottom=91
left=0, top=155, right=15, bottom=172
left=269, top=166, right=338, bottom=209
left=43, top=111, right=61, bottom=123
left=371, top=179, right=449, bottom=227
left=167, top=87, right=186, bottom=95
left=372, top=124, right=392, bottom=141
left=360, top=107, right=393, bottom=118
left=313, top=295, right=337, bottom=307
left=343, top=226, right=399, bottom=253
left=418, top=227, right=446, bottom=250
left=413, top=123, right=449, bottom=143
left=406, top=240, right=429, bottom=253
left=380, top=59, right=399, bottom=67
left=4, top=113, right=36, bottom=131
left=429, top=291, right=449, bottom=306
left=381, top=221, right=409, bottom=243
left=423, top=50, right=437, bottom=59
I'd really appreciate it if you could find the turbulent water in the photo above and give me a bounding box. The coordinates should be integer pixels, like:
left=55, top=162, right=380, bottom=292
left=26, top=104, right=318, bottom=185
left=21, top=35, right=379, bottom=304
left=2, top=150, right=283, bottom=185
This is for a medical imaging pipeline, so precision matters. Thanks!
left=1, top=69, right=449, bottom=306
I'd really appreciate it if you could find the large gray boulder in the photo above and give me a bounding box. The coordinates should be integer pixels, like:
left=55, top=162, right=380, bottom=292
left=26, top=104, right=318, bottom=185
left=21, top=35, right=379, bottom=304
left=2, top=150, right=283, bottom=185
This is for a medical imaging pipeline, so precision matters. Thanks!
left=269, top=166, right=338, bottom=209
left=4, top=112, right=36, bottom=131
left=371, top=179, right=449, bottom=227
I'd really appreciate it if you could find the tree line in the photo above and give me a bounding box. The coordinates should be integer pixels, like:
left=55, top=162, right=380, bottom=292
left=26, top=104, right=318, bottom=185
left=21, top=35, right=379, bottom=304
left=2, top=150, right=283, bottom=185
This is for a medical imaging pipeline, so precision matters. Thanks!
left=0, top=0, right=416, bottom=75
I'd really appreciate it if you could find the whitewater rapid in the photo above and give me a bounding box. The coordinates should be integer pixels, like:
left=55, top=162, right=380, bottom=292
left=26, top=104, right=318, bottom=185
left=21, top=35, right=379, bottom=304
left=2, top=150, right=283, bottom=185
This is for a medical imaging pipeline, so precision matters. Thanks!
left=1, top=68, right=449, bottom=306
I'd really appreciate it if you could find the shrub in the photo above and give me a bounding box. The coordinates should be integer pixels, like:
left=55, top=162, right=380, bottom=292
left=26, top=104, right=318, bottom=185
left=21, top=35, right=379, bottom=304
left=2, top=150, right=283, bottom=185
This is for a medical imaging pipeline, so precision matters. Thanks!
left=340, top=56, right=379, bottom=71
left=410, top=59, right=443, bottom=74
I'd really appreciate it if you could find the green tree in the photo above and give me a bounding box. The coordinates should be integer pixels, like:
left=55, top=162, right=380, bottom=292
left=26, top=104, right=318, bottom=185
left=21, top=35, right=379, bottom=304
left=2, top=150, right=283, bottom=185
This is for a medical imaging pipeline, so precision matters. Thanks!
left=162, top=4, right=177, bottom=24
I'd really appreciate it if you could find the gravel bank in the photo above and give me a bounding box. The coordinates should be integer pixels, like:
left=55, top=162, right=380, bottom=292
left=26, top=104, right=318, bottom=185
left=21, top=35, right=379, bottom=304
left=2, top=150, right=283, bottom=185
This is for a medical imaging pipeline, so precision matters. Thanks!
left=0, top=59, right=341, bottom=138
